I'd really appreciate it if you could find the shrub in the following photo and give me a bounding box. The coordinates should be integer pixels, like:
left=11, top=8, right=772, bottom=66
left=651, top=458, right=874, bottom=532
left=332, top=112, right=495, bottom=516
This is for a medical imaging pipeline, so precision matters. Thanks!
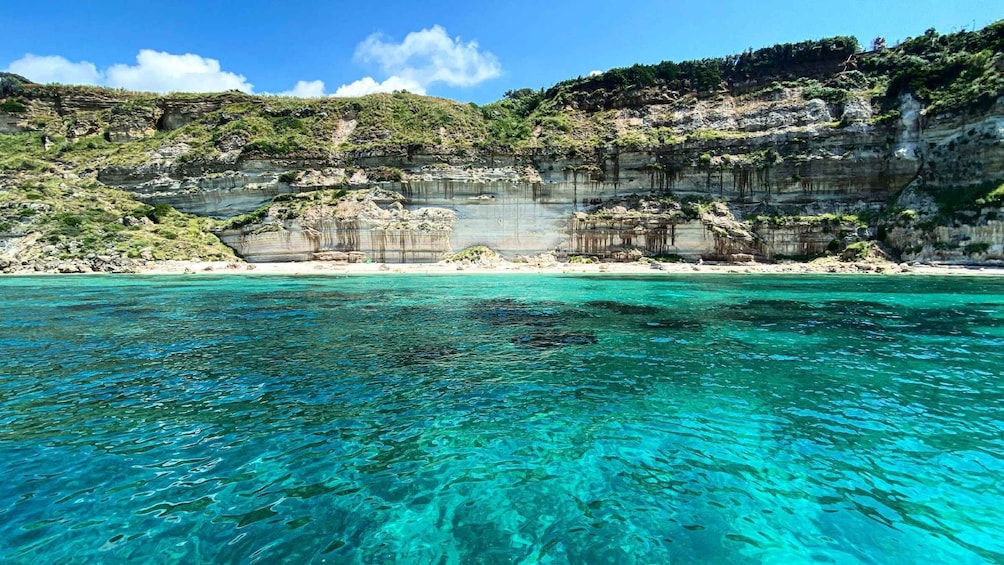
left=964, top=242, right=991, bottom=255
left=445, top=245, right=500, bottom=263
left=146, top=203, right=175, bottom=223
left=547, top=35, right=860, bottom=97
left=925, top=179, right=1004, bottom=216
left=367, top=166, right=404, bottom=182
left=802, top=82, right=849, bottom=104
left=0, top=73, right=26, bottom=97
left=0, top=99, right=27, bottom=113
left=860, top=21, right=1004, bottom=114
left=219, top=205, right=272, bottom=230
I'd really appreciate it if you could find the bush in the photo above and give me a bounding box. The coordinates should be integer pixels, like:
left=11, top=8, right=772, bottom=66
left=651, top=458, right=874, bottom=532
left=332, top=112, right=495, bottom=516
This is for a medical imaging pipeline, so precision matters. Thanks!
left=146, top=203, right=175, bottom=223
left=445, top=245, right=500, bottom=264
left=964, top=242, right=991, bottom=255
left=367, top=166, right=404, bottom=182
left=924, top=179, right=1004, bottom=216
left=802, top=82, right=849, bottom=103
left=860, top=21, right=1004, bottom=114
left=548, top=35, right=860, bottom=96
left=0, top=99, right=27, bottom=113
left=53, top=213, right=84, bottom=236
left=273, top=116, right=307, bottom=133
left=0, top=73, right=27, bottom=98
left=219, top=205, right=272, bottom=230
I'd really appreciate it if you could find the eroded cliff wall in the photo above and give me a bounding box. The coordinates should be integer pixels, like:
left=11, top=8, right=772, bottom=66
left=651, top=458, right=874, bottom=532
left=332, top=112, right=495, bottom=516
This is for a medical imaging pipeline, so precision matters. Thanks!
left=1, top=22, right=1002, bottom=269
left=107, top=89, right=1003, bottom=264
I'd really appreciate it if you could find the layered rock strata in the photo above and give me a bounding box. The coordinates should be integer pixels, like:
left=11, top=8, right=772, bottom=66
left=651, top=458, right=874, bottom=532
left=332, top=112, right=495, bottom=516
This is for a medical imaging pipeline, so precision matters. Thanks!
left=1, top=25, right=1002, bottom=268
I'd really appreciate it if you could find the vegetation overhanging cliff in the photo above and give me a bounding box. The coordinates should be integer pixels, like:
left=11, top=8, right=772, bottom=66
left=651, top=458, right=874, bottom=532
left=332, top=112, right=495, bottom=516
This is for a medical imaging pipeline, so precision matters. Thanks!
left=0, top=20, right=1002, bottom=272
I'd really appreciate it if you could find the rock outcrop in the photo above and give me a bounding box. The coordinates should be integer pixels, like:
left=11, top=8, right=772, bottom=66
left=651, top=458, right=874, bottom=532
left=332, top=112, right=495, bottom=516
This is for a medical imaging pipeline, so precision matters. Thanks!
left=1, top=22, right=1002, bottom=269
left=215, top=189, right=457, bottom=262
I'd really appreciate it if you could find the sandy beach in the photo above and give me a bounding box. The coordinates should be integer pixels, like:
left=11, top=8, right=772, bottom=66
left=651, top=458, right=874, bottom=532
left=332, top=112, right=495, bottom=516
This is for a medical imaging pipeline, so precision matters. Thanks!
left=127, top=259, right=1004, bottom=277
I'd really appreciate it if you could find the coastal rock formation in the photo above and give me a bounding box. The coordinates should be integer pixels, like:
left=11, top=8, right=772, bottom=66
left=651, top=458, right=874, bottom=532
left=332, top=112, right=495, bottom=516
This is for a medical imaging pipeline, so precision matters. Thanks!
left=186, top=90, right=1001, bottom=263
left=215, top=188, right=457, bottom=262
left=0, top=22, right=1002, bottom=270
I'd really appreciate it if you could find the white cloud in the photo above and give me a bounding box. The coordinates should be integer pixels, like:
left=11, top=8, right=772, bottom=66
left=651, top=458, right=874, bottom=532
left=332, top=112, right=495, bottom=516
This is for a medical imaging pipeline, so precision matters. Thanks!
left=332, top=76, right=425, bottom=97
left=277, top=79, right=328, bottom=98
left=3, top=50, right=251, bottom=93
left=333, top=25, right=501, bottom=97
left=4, top=54, right=102, bottom=85
left=589, top=70, right=603, bottom=77
left=3, top=28, right=500, bottom=99
left=106, top=50, right=252, bottom=93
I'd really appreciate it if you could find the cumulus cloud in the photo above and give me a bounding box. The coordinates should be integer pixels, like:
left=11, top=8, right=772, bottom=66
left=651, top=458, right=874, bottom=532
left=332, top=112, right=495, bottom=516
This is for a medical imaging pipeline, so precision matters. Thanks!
left=589, top=70, right=603, bottom=77
left=3, top=50, right=252, bottom=93
left=105, top=50, right=252, bottom=93
left=333, top=76, right=425, bottom=97
left=4, top=54, right=102, bottom=85
left=332, top=25, right=501, bottom=97
left=3, top=28, right=500, bottom=99
left=276, top=79, right=328, bottom=98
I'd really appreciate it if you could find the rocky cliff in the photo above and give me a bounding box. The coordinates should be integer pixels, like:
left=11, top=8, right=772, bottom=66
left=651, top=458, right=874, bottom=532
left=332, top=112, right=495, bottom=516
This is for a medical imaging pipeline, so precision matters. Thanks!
left=1, top=21, right=1002, bottom=271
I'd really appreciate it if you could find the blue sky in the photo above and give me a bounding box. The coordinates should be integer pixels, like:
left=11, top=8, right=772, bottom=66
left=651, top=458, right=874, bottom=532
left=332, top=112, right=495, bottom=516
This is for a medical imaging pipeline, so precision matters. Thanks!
left=1, top=0, right=999, bottom=103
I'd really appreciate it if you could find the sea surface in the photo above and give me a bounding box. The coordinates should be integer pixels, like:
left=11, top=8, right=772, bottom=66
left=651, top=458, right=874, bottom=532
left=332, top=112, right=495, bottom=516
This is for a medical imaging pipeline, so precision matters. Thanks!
left=1, top=274, right=1003, bottom=564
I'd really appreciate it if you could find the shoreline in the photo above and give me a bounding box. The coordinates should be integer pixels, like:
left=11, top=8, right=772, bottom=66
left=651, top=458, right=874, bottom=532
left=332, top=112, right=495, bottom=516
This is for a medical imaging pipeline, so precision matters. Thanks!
left=5, top=259, right=1004, bottom=278
left=123, top=259, right=1004, bottom=277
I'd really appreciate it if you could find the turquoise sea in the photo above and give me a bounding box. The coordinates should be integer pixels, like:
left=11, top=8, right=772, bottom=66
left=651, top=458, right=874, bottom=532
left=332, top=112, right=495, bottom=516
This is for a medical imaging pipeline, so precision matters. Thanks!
left=1, top=274, right=1003, bottom=563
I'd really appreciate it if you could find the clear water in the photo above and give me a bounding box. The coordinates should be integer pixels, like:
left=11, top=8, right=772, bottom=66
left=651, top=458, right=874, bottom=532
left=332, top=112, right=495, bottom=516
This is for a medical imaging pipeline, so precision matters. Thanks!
left=1, top=274, right=1003, bottom=564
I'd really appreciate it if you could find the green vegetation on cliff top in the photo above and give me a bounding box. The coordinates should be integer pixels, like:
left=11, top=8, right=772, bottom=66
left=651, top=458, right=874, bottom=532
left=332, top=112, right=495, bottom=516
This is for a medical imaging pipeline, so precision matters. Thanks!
left=2, top=19, right=1000, bottom=157
left=549, top=36, right=861, bottom=97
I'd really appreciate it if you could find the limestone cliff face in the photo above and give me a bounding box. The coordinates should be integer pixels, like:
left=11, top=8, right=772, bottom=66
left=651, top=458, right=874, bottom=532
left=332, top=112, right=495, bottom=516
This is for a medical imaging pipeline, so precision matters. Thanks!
left=214, top=189, right=456, bottom=263
left=1, top=23, right=1002, bottom=267
left=78, top=88, right=999, bottom=264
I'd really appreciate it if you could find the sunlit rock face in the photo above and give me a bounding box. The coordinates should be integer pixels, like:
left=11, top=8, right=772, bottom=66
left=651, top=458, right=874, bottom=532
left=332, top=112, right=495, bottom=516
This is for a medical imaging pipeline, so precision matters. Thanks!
left=106, top=91, right=1004, bottom=263
left=10, top=81, right=1001, bottom=264
left=214, top=189, right=457, bottom=263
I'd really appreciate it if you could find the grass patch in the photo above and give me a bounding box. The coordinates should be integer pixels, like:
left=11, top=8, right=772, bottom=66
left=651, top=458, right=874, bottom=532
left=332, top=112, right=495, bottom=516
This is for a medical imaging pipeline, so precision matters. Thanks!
left=0, top=99, right=27, bottom=113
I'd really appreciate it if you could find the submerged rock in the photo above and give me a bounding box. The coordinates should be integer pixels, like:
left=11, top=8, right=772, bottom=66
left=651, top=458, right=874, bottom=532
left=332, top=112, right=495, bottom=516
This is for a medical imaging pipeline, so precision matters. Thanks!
left=512, top=332, right=598, bottom=349
left=392, top=345, right=463, bottom=365
left=471, top=298, right=569, bottom=327
left=585, top=300, right=660, bottom=316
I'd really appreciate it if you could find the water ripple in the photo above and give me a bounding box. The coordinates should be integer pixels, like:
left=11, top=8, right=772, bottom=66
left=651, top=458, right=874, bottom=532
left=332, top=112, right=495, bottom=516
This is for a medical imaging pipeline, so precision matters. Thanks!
left=0, top=274, right=1002, bottom=563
